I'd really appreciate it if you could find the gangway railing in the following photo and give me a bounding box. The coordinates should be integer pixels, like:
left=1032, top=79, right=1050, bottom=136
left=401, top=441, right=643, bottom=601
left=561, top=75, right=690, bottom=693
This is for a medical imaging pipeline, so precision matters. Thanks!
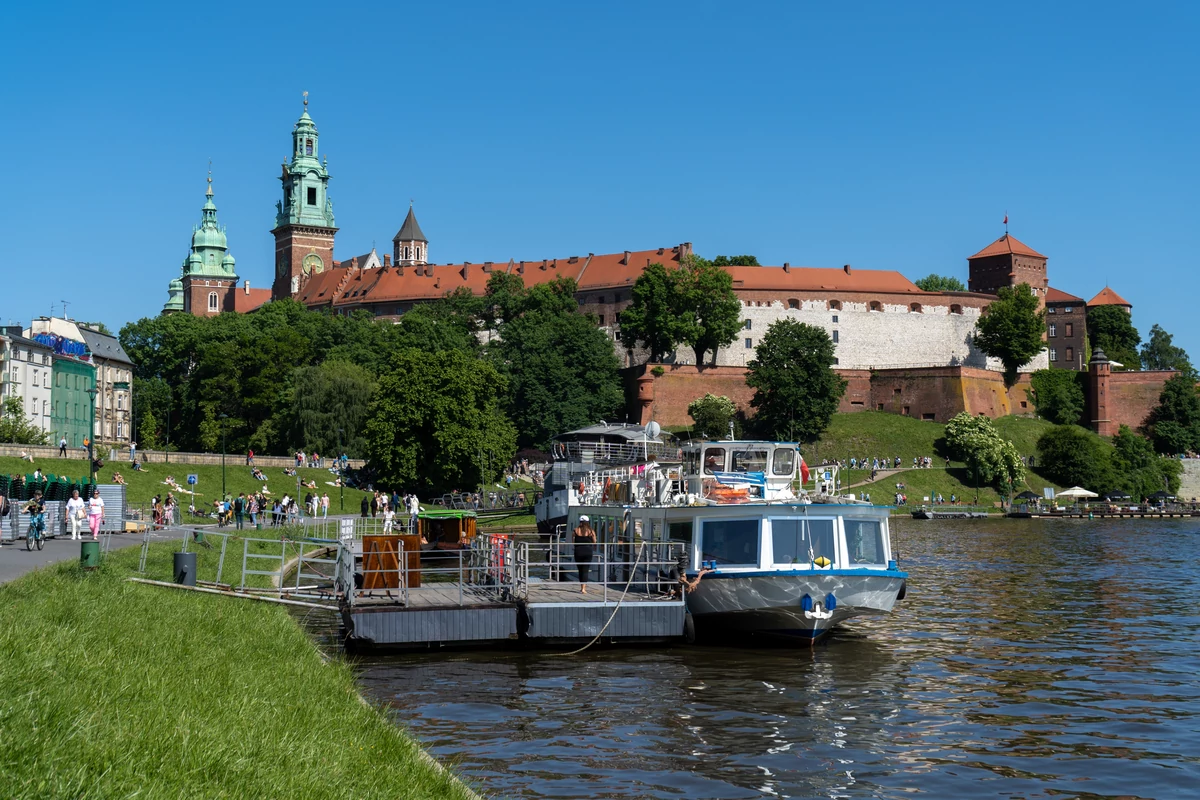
left=521, top=537, right=686, bottom=603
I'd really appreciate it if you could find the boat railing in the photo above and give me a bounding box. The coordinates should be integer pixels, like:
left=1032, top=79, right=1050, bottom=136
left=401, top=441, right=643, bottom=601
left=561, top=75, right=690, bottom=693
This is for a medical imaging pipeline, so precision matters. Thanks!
left=350, top=532, right=519, bottom=607
left=552, top=440, right=683, bottom=465
left=518, top=537, right=688, bottom=603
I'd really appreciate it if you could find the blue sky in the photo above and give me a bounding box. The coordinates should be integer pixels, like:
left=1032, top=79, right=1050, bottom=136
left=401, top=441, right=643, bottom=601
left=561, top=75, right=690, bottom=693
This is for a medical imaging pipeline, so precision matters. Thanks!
left=5, top=2, right=1197, bottom=356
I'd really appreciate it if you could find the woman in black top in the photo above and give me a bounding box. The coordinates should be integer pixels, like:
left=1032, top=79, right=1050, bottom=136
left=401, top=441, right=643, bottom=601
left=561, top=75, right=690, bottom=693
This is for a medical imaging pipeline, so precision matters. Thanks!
left=573, top=516, right=598, bottom=594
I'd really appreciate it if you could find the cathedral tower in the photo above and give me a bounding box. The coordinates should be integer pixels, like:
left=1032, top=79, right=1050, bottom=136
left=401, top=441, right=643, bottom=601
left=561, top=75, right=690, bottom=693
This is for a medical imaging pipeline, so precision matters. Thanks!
left=272, top=93, right=337, bottom=299
left=966, top=233, right=1048, bottom=308
left=166, top=171, right=241, bottom=316
left=393, top=203, right=428, bottom=266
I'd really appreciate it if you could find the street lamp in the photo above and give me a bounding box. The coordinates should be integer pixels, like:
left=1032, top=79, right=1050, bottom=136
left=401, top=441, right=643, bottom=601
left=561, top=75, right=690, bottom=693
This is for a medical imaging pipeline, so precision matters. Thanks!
left=336, top=428, right=345, bottom=512
left=219, top=413, right=229, bottom=498
left=85, top=385, right=99, bottom=486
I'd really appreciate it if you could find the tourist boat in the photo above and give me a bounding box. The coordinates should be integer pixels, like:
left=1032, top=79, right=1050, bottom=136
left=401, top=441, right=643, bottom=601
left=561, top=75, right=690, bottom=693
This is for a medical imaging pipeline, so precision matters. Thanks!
left=555, top=436, right=908, bottom=642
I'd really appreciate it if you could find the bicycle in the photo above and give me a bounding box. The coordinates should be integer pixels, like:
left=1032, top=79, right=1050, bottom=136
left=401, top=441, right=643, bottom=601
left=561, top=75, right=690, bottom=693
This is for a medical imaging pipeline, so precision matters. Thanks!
left=26, top=512, right=45, bottom=551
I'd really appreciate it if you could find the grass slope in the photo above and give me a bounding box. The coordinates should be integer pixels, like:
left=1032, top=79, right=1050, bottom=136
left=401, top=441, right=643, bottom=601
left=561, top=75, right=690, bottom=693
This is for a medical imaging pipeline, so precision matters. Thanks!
left=0, top=455, right=371, bottom=511
left=0, top=540, right=479, bottom=799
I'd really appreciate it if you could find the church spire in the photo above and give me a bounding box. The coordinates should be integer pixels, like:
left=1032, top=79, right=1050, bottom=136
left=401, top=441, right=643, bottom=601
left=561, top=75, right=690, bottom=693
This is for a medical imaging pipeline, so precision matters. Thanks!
left=393, top=202, right=428, bottom=266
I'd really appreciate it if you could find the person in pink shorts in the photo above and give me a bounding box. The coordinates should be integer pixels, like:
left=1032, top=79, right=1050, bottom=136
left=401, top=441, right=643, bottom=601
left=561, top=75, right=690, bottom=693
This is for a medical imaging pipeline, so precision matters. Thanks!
left=87, top=488, right=105, bottom=540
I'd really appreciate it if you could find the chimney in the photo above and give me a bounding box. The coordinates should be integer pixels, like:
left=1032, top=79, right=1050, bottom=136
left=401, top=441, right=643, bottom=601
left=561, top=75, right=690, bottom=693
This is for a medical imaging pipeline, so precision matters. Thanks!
left=482, top=261, right=492, bottom=273
left=657, top=248, right=664, bottom=255
left=244, top=280, right=250, bottom=294
left=517, top=261, right=525, bottom=275
left=783, top=263, right=790, bottom=273
left=461, top=263, right=470, bottom=280
left=541, top=259, right=548, bottom=271
left=681, top=242, right=693, bottom=256
left=383, top=254, right=391, bottom=268
left=623, top=250, right=630, bottom=265
left=568, top=256, right=579, bottom=264
left=351, top=257, right=359, bottom=269
left=843, top=264, right=853, bottom=275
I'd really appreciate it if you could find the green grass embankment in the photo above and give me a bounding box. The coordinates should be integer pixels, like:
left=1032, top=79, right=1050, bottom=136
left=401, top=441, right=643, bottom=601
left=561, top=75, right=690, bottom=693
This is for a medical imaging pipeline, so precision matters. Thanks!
left=0, top=455, right=371, bottom=511
left=0, top=537, right=480, bottom=799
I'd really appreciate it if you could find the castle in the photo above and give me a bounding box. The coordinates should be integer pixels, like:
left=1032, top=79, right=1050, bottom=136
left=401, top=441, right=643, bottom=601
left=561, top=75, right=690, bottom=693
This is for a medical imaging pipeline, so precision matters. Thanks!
left=163, top=99, right=1164, bottom=431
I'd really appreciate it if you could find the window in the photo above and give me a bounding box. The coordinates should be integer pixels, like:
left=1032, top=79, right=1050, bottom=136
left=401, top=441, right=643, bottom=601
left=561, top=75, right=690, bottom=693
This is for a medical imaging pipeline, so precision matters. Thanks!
left=831, top=315, right=838, bottom=323
left=1065, top=323, right=1073, bottom=337
left=910, top=303, right=922, bottom=313
left=869, top=301, right=882, bottom=312
left=307, top=187, right=317, bottom=205
left=832, top=330, right=839, bottom=344
left=829, top=300, right=842, bottom=311
left=42, top=400, right=48, bottom=415
left=1049, top=348, right=1057, bottom=362
left=614, top=329, right=621, bottom=341
left=744, top=338, right=753, bottom=349
left=1048, top=323, right=1057, bottom=337
left=771, top=448, right=795, bottom=476
left=305, top=138, right=313, bottom=155
left=846, top=520, right=887, bottom=565
left=732, top=449, right=768, bottom=473
left=1066, top=347, right=1074, bottom=361
left=744, top=319, right=751, bottom=330
left=701, top=518, right=760, bottom=567
left=902, top=406, right=910, bottom=415
left=597, top=314, right=605, bottom=325
left=1064, top=306, right=1073, bottom=313
left=788, top=299, right=799, bottom=309
left=922, top=412, right=935, bottom=421
left=770, top=518, right=835, bottom=567
left=403, top=246, right=411, bottom=260
left=950, top=304, right=963, bottom=315
left=33, top=369, right=38, bottom=385
left=44, top=371, right=49, bottom=388
left=703, top=447, right=726, bottom=474
left=208, top=292, right=219, bottom=312
left=1048, top=307, right=1056, bottom=314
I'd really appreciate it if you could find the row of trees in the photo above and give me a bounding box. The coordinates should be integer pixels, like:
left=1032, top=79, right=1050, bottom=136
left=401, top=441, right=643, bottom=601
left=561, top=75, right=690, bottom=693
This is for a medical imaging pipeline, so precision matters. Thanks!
left=1037, top=424, right=1181, bottom=498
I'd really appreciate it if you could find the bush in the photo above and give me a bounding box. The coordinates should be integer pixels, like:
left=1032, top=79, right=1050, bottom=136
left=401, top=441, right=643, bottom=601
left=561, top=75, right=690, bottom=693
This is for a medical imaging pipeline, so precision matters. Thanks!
left=1036, top=425, right=1116, bottom=493
left=1028, top=369, right=1085, bottom=426
left=687, top=394, right=737, bottom=439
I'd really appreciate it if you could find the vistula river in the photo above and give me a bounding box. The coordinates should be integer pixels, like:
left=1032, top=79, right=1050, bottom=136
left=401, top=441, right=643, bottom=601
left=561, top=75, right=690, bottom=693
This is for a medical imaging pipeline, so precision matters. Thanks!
left=355, top=518, right=1200, bottom=799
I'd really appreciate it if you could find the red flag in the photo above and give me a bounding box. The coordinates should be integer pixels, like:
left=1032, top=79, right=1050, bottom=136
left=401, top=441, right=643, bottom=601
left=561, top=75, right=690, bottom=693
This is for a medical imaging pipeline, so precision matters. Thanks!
left=800, top=455, right=810, bottom=484
left=1003, top=213, right=1008, bottom=225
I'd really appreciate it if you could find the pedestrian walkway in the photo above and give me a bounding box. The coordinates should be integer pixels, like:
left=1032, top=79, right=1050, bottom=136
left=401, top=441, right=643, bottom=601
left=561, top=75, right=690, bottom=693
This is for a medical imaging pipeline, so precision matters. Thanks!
left=0, top=533, right=171, bottom=586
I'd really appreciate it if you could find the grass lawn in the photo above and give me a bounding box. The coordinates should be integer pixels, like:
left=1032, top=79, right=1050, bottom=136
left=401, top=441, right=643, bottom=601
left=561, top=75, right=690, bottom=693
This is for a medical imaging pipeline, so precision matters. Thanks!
left=0, top=455, right=372, bottom=511
left=845, top=465, right=1062, bottom=510
left=0, top=538, right=479, bottom=799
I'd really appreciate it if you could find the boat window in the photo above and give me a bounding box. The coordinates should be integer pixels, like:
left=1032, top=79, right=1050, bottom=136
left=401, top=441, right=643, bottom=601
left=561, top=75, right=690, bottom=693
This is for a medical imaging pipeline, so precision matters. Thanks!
left=772, top=518, right=836, bottom=566
left=685, top=449, right=700, bottom=476
left=772, top=448, right=795, bottom=476
left=703, top=447, right=726, bottom=474
left=732, top=449, right=768, bottom=473
left=846, top=520, right=887, bottom=565
left=668, top=521, right=693, bottom=544
left=701, top=519, right=760, bottom=567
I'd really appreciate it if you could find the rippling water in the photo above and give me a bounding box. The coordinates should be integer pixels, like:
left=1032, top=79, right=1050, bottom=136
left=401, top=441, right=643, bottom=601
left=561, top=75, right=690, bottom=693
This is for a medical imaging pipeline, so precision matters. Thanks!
left=355, top=518, right=1200, bottom=799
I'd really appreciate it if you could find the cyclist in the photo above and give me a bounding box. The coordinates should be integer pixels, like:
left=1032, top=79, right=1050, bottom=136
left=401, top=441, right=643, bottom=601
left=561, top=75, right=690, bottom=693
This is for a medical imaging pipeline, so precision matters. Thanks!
left=25, top=490, right=46, bottom=548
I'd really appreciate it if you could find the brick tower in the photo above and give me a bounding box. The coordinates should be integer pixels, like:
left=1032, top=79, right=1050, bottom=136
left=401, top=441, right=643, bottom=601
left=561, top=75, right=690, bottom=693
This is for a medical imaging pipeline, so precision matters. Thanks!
left=271, top=93, right=337, bottom=300
left=1087, top=347, right=1115, bottom=436
left=166, top=171, right=241, bottom=316
left=967, top=233, right=1049, bottom=308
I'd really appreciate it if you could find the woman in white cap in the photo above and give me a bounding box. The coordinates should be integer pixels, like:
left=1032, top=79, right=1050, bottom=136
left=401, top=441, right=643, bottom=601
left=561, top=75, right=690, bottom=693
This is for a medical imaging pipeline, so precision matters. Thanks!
left=573, top=515, right=598, bottom=593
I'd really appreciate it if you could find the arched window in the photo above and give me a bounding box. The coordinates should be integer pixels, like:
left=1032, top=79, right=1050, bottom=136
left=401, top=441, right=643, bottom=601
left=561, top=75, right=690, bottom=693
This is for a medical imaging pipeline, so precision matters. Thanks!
left=910, top=303, right=922, bottom=313
left=305, top=138, right=313, bottom=155
left=404, top=246, right=411, bottom=260
left=207, top=292, right=218, bottom=312
left=829, top=300, right=842, bottom=311
left=788, top=298, right=799, bottom=309
left=950, top=304, right=963, bottom=315
left=869, top=301, right=883, bottom=312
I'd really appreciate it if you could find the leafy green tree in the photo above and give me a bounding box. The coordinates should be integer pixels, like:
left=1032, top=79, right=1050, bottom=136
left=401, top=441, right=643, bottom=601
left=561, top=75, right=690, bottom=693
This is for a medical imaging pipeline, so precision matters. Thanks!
left=1036, top=425, right=1116, bottom=493
left=1087, top=305, right=1140, bottom=370
left=1145, top=374, right=1200, bottom=454
left=489, top=278, right=624, bottom=450
left=1140, top=324, right=1195, bottom=378
left=687, top=394, right=738, bottom=439
left=676, top=254, right=743, bottom=366
left=1028, top=369, right=1085, bottom=425
left=914, top=274, right=967, bottom=292
left=483, top=272, right=528, bottom=325
left=284, top=361, right=377, bottom=458
left=0, top=397, right=49, bottom=445
left=943, top=412, right=1025, bottom=499
left=619, top=262, right=689, bottom=363
left=973, top=283, right=1046, bottom=387
left=1111, top=425, right=1181, bottom=498
left=746, top=320, right=846, bottom=442
left=711, top=255, right=760, bottom=267
left=364, top=349, right=516, bottom=494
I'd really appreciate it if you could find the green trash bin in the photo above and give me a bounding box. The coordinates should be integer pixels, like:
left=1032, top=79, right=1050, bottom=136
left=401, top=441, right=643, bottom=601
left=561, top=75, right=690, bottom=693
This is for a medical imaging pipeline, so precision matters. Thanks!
left=80, top=540, right=100, bottom=569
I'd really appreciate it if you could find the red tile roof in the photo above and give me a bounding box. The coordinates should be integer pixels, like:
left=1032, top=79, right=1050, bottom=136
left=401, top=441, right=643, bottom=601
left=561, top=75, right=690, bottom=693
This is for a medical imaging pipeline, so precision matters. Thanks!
left=725, top=265, right=921, bottom=293
left=1087, top=286, right=1132, bottom=308
left=1045, top=286, right=1084, bottom=304
left=968, top=234, right=1047, bottom=260
left=233, top=287, right=272, bottom=313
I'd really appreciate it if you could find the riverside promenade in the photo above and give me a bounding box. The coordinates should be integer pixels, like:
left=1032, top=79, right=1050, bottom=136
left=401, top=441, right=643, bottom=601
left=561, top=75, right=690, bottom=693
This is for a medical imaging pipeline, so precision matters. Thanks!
left=0, top=532, right=174, bottom=585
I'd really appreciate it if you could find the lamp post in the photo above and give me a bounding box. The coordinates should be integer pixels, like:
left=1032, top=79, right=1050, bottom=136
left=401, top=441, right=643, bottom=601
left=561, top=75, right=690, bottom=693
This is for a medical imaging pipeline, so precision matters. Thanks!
left=336, top=428, right=345, bottom=512
left=164, top=395, right=170, bottom=464
left=85, top=385, right=99, bottom=486
left=219, top=413, right=229, bottom=498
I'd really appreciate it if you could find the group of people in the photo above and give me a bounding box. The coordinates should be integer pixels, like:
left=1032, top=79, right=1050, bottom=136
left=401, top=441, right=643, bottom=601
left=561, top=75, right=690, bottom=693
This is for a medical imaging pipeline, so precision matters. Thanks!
left=361, top=490, right=420, bottom=533
left=60, top=487, right=107, bottom=540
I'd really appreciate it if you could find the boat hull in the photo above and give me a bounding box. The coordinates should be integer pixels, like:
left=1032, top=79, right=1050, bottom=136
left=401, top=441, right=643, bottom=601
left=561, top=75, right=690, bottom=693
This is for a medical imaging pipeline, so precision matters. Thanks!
left=686, top=571, right=906, bottom=641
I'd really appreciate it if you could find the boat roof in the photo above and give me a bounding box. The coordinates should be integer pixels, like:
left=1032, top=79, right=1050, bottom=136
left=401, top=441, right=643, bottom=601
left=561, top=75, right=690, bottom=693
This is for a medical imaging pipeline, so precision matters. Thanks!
left=420, top=509, right=476, bottom=519
left=555, top=422, right=666, bottom=442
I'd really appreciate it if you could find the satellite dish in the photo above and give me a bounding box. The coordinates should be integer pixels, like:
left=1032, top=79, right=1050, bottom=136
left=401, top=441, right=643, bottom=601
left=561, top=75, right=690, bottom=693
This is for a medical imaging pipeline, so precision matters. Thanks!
left=645, top=421, right=661, bottom=439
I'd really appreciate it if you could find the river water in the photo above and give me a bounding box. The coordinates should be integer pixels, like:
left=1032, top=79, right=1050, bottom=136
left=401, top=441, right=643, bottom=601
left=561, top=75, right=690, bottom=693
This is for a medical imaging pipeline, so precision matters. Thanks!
left=355, top=518, right=1200, bottom=799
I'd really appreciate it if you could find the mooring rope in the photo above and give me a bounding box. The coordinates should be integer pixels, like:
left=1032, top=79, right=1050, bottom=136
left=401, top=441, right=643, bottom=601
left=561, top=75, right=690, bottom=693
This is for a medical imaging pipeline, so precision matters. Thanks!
left=551, top=542, right=648, bottom=657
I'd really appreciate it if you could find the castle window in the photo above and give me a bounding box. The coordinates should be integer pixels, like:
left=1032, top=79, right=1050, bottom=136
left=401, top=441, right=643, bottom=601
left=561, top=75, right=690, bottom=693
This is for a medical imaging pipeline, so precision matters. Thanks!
left=1066, top=347, right=1074, bottom=362
left=307, top=187, right=317, bottom=205
left=598, top=296, right=606, bottom=304
left=744, top=319, right=751, bottom=330
left=832, top=315, right=838, bottom=323
left=909, top=303, right=922, bottom=313
left=745, top=338, right=753, bottom=349
left=598, top=314, right=605, bottom=325
left=1065, top=323, right=1073, bottom=337
left=1048, top=323, right=1057, bottom=337
left=1049, top=348, right=1057, bottom=362
left=305, top=138, right=313, bottom=155
left=404, top=246, right=411, bottom=260
left=832, top=330, right=839, bottom=343
left=788, top=299, right=799, bottom=309
left=829, top=300, right=842, bottom=311
left=1064, top=306, right=1073, bottom=313
left=950, top=304, right=963, bottom=315
left=1048, top=307, right=1056, bottom=314
left=208, top=292, right=218, bottom=312
left=869, top=301, right=882, bottom=312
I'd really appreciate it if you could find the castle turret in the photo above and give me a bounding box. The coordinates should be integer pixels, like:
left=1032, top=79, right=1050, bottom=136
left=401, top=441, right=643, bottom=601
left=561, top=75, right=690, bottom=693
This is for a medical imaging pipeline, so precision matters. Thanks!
left=393, top=203, right=428, bottom=266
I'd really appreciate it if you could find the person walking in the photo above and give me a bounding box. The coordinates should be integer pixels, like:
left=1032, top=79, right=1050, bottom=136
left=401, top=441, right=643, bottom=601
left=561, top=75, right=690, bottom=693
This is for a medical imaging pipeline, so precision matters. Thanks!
left=59, top=436, right=68, bottom=457
left=360, top=494, right=369, bottom=518
left=382, top=504, right=395, bottom=533
left=129, top=441, right=137, bottom=463
left=407, top=494, right=419, bottom=533
left=321, top=493, right=329, bottom=518
left=573, top=515, right=598, bottom=594
left=86, top=488, right=105, bottom=540
left=370, top=491, right=379, bottom=518
left=66, top=488, right=85, bottom=540
left=234, top=493, right=246, bottom=530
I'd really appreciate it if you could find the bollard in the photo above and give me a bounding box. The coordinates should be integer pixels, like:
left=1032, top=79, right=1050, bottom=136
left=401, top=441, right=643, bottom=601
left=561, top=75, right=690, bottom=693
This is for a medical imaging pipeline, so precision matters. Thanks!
left=80, top=540, right=100, bottom=570
left=173, top=551, right=197, bottom=586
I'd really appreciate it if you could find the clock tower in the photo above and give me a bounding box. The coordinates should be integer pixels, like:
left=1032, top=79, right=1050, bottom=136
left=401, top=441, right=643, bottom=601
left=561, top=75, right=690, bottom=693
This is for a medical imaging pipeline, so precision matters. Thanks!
left=271, top=93, right=337, bottom=299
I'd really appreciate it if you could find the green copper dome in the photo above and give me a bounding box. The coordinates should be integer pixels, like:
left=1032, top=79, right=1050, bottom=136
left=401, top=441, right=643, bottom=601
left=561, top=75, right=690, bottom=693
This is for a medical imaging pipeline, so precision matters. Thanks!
left=163, top=277, right=185, bottom=314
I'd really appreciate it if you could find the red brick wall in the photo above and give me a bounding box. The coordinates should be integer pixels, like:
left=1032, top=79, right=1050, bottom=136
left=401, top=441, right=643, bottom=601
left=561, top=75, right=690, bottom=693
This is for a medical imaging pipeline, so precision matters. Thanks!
left=182, top=278, right=238, bottom=317
left=1105, top=371, right=1175, bottom=431
left=273, top=226, right=336, bottom=300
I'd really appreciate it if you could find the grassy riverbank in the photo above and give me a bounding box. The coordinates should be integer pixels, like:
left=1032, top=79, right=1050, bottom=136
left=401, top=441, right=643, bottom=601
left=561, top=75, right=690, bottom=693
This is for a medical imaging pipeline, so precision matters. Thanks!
left=0, top=455, right=371, bottom=510
left=0, top=542, right=479, bottom=799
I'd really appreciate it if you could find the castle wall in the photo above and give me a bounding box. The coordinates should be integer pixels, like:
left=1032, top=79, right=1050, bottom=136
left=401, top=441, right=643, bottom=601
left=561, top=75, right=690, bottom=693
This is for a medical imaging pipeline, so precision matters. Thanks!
left=1105, top=371, right=1176, bottom=432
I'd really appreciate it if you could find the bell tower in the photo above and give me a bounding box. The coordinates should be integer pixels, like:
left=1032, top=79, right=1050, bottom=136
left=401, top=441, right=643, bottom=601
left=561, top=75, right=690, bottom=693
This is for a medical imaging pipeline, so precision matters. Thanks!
left=271, top=92, right=337, bottom=299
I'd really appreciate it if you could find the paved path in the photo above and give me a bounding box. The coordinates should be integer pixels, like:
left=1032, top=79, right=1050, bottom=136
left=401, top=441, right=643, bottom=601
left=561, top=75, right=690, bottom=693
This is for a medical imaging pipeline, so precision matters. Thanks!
left=0, top=531, right=177, bottom=586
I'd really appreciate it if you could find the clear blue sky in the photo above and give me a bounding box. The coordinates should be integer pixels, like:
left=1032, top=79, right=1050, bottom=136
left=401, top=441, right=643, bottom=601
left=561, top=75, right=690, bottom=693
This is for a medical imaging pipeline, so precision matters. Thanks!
left=5, top=2, right=1197, bottom=356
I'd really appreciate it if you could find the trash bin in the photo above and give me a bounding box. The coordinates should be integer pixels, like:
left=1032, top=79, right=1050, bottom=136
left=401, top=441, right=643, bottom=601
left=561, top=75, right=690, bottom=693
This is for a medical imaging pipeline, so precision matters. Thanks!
left=80, top=540, right=100, bottom=569
left=173, top=551, right=197, bottom=586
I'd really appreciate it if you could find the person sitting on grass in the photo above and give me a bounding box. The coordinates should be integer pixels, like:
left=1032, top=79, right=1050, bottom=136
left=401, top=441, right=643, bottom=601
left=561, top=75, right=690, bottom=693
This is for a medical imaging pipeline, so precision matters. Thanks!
left=19, top=450, right=34, bottom=463
left=112, top=471, right=125, bottom=485
left=131, top=460, right=144, bottom=472
left=283, top=467, right=297, bottom=477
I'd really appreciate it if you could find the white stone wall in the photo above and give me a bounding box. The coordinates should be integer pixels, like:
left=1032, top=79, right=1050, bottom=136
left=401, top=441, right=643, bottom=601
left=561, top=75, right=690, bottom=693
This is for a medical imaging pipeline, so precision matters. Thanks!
left=0, top=342, right=54, bottom=435
left=668, top=299, right=1048, bottom=374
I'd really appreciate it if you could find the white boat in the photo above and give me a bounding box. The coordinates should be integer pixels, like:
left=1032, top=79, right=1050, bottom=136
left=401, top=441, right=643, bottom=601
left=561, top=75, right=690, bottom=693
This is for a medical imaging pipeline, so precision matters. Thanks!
left=556, top=437, right=908, bottom=642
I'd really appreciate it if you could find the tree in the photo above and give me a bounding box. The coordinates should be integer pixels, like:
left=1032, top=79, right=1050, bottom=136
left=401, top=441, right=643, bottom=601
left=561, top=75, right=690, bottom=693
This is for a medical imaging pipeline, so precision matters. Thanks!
left=676, top=254, right=743, bottom=366
left=914, top=274, right=967, bottom=292
left=1087, top=305, right=1140, bottom=370
left=0, top=397, right=49, bottom=445
left=364, top=349, right=516, bottom=494
left=972, top=283, right=1046, bottom=387
left=619, top=262, right=689, bottom=363
left=1111, top=425, right=1181, bottom=499
left=1036, top=425, right=1116, bottom=493
left=1141, top=324, right=1195, bottom=378
left=1145, top=374, right=1200, bottom=454
left=687, top=394, right=738, bottom=439
left=746, top=320, right=846, bottom=442
left=711, top=255, right=760, bottom=267
left=283, top=361, right=377, bottom=458
left=943, top=413, right=1025, bottom=500
left=1028, top=369, right=1085, bottom=426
